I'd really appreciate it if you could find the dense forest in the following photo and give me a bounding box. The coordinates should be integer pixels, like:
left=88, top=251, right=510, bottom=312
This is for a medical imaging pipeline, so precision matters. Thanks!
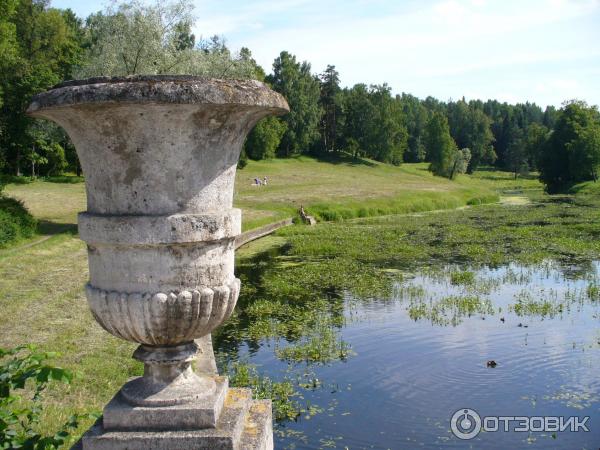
left=1, top=0, right=599, bottom=193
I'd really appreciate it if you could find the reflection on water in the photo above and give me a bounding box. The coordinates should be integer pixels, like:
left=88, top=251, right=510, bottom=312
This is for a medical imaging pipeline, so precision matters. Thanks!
left=217, top=260, right=600, bottom=449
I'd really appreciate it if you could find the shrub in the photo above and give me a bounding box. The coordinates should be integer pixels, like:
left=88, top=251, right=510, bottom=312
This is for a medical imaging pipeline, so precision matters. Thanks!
left=0, top=345, right=94, bottom=449
left=0, top=196, right=37, bottom=247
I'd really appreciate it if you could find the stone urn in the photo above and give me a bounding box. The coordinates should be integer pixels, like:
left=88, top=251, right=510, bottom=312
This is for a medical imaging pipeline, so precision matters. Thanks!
left=27, top=76, right=288, bottom=450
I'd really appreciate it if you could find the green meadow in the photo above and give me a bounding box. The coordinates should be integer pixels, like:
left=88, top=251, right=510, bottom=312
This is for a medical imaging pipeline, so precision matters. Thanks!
left=4, top=155, right=506, bottom=235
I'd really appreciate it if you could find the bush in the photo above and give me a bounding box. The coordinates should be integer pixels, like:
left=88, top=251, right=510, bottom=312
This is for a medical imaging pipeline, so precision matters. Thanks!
left=0, top=196, right=37, bottom=247
left=0, top=176, right=36, bottom=186
left=0, top=345, right=94, bottom=450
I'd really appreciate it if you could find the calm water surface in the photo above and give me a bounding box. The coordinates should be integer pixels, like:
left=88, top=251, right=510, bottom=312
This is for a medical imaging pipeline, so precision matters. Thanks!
left=221, top=260, right=600, bottom=449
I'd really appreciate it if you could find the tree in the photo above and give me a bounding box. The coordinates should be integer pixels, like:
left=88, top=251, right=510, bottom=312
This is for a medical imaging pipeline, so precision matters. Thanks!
left=0, top=0, right=84, bottom=175
left=43, top=142, right=68, bottom=176
left=0, top=0, right=18, bottom=54
left=244, top=117, right=286, bottom=160
left=0, top=0, right=19, bottom=171
left=399, top=93, right=428, bottom=162
left=479, top=99, right=547, bottom=171
left=340, top=84, right=373, bottom=159
left=267, top=51, right=322, bottom=156
left=368, top=85, right=407, bottom=165
left=465, top=106, right=496, bottom=172
left=423, top=96, right=446, bottom=116
left=78, top=0, right=256, bottom=78
left=447, top=100, right=495, bottom=172
left=539, top=101, right=600, bottom=192
left=238, top=46, right=266, bottom=81
left=568, top=118, right=600, bottom=182
left=505, top=129, right=529, bottom=179
left=523, top=123, right=549, bottom=170
left=318, top=65, right=343, bottom=153
left=424, top=112, right=461, bottom=179
left=543, top=105, right=558, bottom=129
left=339, top=84, right=407, bottom=164
left=450, top=148, right=471, bottom=179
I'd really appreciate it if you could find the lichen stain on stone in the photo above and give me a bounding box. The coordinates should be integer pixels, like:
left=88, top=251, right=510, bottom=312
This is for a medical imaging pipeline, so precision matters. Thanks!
left=224, top=388, right=250, bottom=408
left=250, top=402, right=269, bottom=415
left=243, top=420, right=259, bottom=436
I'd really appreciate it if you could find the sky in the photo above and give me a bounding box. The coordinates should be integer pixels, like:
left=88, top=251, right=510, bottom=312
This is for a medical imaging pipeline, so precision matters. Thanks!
left=51, top=0, right=600, bottom=108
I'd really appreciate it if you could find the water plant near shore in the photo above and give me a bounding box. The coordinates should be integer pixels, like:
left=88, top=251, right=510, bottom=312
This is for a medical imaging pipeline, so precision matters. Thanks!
left=278, top=193, right=600, bottom=268
left=408, top=295, right=495, bottom=326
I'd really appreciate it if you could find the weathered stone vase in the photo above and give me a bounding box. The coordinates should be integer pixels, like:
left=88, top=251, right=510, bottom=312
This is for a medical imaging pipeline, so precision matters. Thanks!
left=27, top=76, right=288, bottom=450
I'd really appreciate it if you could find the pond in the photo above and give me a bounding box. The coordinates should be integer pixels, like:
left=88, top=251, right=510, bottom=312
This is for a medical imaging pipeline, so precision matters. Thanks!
left=216, top=252, right=600, bottom=449
left=212, top=196, right=600, bottom=449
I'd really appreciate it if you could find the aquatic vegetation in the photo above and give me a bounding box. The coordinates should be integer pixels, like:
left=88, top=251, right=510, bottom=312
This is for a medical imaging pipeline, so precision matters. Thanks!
left=449, top=270, right=475, bottom=285
left=511, top=291, right=564, bottom=318
left=587, top=283, right=600, bottom=301
left=408, top=295, right=494, bottom=326
left=223, top=192, right=600, bottom=366
left=393, top=283, right=427, bottom=301
left=501, top=267, right=534, bottom=285
left=225, top=362, right=302, bottom=421
left=275, top=316, right=354, bottom=364
left=542, top=386, right=600, bottom=410
left=277, top=194, right=600, bottom=268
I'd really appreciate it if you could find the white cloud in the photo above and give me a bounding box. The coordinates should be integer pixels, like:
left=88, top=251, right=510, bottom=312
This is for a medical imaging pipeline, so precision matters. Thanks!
left=232, top=0, right=596, bottom=105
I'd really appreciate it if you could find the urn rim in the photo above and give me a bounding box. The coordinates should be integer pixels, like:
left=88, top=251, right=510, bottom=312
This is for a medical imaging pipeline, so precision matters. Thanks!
left=26, top=75, right=289, bottom=116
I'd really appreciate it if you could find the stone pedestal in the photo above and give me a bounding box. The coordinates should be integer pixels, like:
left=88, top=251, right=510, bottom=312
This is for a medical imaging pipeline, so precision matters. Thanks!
left=27, top=76, right=288, bottom=450
left=82, top=382, right=273, bottom=450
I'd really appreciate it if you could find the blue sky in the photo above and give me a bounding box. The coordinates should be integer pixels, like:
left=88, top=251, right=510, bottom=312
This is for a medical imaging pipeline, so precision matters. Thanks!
left=52, top=0, right=600, bottom=108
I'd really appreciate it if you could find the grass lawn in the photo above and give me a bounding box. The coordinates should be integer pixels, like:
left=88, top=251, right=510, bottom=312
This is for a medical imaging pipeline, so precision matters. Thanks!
left=0, top=157, right=544, bottom=445
left=4, top=180, right=85, bottom=234
left=4, top=156, right=523, bottom=234
left=236, top=156, right=505, bottom=225
left=570, top=178, right=600, bottom=197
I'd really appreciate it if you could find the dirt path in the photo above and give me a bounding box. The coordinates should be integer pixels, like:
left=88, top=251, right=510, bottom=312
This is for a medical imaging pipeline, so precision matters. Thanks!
left=499, top=195, right=531, bottom=206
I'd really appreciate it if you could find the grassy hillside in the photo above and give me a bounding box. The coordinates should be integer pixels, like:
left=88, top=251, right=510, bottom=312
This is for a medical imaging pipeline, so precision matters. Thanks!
left=236, top=156, right=502, bottom=226
left=5, top=156, right=509, bottom=234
